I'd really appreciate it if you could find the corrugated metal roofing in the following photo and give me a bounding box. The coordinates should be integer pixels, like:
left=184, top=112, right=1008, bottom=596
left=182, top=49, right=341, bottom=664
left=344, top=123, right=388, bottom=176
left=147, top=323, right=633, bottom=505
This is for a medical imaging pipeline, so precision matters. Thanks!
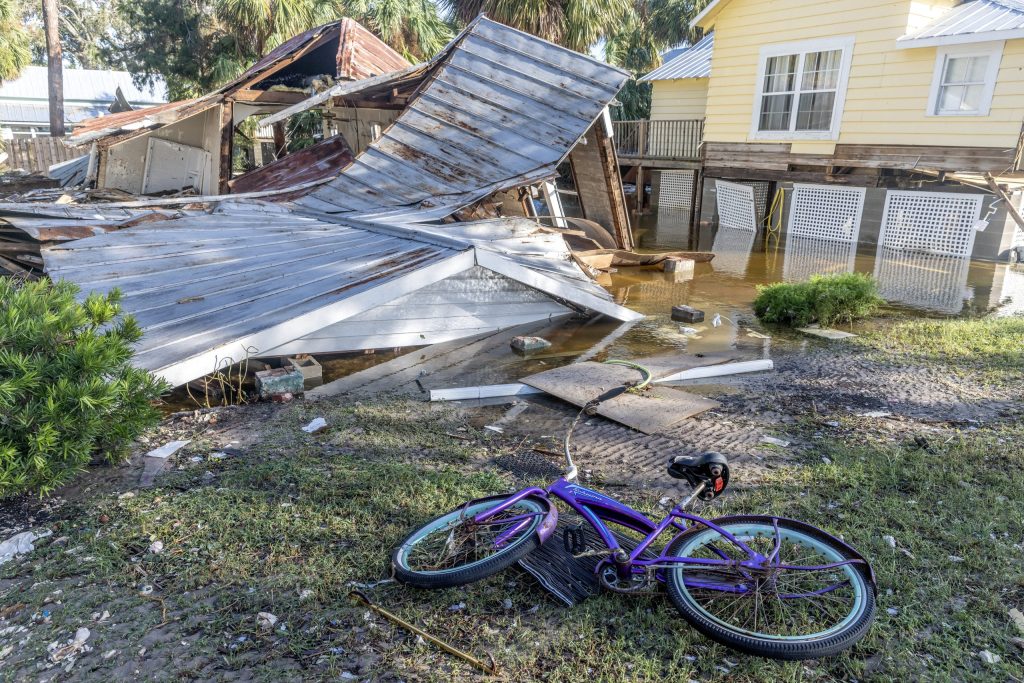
left=640, top=33, right=714, bottom=82
left=228, top=135, right=355, bottom=195
left=289, top=16, right=630, bottom=222
left=337, top=17, right=412, bottom=80
left=42, top=212, right=466, bottom=385
left=899, top=0, right=1024, bottom=45
left=1, top=102, right=109, bottom=126
left=0, top=66, right=166, bottom=104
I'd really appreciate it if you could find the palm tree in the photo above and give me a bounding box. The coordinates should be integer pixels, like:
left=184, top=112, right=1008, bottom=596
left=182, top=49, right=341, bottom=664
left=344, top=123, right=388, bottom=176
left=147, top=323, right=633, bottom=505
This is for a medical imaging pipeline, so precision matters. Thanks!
left=0, top=0, right=31, bottom=82
left=441, top=0, right=630, bottom=53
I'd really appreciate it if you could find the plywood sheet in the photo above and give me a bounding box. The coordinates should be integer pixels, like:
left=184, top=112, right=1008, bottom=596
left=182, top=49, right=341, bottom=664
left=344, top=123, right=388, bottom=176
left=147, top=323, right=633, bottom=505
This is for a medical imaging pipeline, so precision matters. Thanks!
left=520, top=360, right=722, bottom=434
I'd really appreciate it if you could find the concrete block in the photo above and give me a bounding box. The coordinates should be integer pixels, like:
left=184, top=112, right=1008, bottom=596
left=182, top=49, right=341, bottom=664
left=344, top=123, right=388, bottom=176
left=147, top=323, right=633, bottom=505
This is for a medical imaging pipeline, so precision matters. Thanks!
left=287, top=354, right=323, bottom=382
left=662, top=257, right=695, bottom=275
left=255, top=367, right=304, bottom=399
left=511, top=336, right=552, bottom=354
left=671, top=305, right=705, bottom=323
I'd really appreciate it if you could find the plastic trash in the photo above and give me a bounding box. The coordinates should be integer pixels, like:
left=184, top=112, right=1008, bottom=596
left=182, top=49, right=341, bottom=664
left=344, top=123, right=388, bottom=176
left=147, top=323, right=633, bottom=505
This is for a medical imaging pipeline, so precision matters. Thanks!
left=302, top=417, right=327, bottom=433
left=0, top=530, right=48, bottom=565
left=711, top=313, right=722, bottom=328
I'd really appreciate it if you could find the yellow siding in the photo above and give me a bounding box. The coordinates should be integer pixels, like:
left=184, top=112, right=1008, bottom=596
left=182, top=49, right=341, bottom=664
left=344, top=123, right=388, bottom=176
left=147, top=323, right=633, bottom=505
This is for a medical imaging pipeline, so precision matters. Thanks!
left=702, top=0, right=1024, bottom=148
left=649, top=79, right=709, bottom=119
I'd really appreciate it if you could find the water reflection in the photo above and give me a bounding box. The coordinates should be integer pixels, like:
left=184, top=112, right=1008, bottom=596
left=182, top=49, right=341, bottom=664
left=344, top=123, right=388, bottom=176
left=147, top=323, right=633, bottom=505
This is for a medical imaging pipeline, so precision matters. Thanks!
left=783, top=236, right=857, bottom=282
left=710, top=227, right=757, bottom=278
left=873, top=247, right=972, bottom=315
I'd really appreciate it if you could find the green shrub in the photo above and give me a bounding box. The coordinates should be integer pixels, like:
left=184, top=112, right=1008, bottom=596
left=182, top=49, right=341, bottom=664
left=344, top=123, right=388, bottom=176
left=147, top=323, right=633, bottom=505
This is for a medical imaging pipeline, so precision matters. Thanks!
left=0, top=278, right=169, bottom=498
left=753, top=273, right=884, bottom=327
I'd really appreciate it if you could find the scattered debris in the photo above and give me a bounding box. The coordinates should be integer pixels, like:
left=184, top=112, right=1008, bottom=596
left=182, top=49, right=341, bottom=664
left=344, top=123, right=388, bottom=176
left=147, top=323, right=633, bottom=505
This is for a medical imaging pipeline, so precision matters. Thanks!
left=760, top=436, right=790, bottom=448
left=430, top=384, right=544, bottom=401
left=978, top=650, right=1001, bottom=665
left=798, top=327, right=857, bottom=340
left=860, top=410, right=893, bottom=418
left=48, top=627, right=91, bottom=663
left=301, top=417, right=328, bottom=433
left=148, top=540, right=164, bottom=554
left=662, top=257, right=694, bottom=276
left=145, top=440, right=191, bottom=459
left=257, top=612, right=278, bottom=631
left=483, top=425, right=505, bottom=434
left=288, top=354, right=324, bottom=383
left=883, top=535, right=897, bottom=549
left=0, top=530, right=50, bottom=565
left=671, top=305, right=705, bottom=323
left=654, top=359, right=774, bottom=383
left=711, top=313, right=722, bottom=327
left=511, top=336, right=553, bottom=354
left=1010, top=607, right=1024, bottom=634
left=256, top=367, right=305, bottom=400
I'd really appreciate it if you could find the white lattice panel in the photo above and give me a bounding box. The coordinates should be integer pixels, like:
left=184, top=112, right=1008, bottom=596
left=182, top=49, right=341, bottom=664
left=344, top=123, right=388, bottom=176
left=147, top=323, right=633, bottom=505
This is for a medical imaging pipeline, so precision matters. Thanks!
left=878, top=191, right=984, bottom=257
left=873, top=247, right=971, bottom=314
left=711, top=226, right=757, bottom=277
left=658, top=170, right=695, bottom=210
left=783, top=236, right=858, bottom=282
left=1014, top=192, right=1024, bottom=248
left=788, top=184, right=866, bottom=243
left=715, top=180, right=758, bottom=232
left=736, top=181, right=771, bottom=222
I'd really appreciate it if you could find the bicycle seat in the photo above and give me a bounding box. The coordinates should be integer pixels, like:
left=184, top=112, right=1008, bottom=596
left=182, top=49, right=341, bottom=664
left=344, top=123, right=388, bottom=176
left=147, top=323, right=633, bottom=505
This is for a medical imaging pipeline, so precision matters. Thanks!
left=667, top=452, right=730, bottom=499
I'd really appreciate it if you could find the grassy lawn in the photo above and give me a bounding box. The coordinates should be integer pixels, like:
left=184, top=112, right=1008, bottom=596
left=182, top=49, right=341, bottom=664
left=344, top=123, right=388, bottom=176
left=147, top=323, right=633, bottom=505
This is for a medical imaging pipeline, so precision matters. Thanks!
left=855, top=315, right=1024, bottom=378
left=2, top=394, right=1023, bottom=681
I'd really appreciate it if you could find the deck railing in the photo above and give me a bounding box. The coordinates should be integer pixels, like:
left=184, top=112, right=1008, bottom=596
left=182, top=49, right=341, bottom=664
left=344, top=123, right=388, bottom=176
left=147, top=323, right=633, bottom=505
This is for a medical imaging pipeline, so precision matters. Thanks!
left=612, top=119, right=704, bottom=161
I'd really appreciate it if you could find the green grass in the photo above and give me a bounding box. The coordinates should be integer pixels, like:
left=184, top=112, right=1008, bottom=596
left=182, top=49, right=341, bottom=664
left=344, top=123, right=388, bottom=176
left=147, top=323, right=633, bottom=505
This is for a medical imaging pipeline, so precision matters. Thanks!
left=754, top=273, right=884, bottom=328
left=856, top=315, right=1024, bottom=374
left=2, top=396, right=1022, bottom=681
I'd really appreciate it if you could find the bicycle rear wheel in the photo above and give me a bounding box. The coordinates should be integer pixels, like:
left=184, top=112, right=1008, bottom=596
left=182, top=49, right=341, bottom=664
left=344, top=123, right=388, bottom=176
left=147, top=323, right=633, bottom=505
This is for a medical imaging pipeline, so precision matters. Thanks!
left=392, top=495, right=548, bottom=589
left=665, top=515, right=875, bottom=660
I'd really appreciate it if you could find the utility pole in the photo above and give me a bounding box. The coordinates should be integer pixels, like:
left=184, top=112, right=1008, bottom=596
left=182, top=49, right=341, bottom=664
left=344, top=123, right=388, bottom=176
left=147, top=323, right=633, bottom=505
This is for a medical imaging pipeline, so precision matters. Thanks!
left=42, top=0, right=64, bottom=137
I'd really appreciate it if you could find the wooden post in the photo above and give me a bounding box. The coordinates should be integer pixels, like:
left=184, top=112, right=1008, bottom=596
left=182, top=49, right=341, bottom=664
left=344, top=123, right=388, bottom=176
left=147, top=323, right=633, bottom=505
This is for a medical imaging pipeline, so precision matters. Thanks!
left=636, top=165, right=645, bottom=215
left=218, top=101, right=234, bottom=194
left=41, top=0, right=64, bottom=137
left=272, top=122, right=288, bottom=160
left=984, top=172, right=1024, bottom=232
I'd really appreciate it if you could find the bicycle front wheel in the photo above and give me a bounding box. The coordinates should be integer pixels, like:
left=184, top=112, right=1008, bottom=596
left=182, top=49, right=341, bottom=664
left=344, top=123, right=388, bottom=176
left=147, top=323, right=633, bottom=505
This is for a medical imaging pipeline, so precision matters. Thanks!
left=665, top=515, right=875, bottom=660
left=392, top=495, right=548, bottom=589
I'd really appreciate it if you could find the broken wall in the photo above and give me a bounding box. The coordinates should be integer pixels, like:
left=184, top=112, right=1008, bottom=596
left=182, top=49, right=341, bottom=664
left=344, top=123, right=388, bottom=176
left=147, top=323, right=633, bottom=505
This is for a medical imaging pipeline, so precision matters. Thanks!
left=101, top=106, right=222, bottom=195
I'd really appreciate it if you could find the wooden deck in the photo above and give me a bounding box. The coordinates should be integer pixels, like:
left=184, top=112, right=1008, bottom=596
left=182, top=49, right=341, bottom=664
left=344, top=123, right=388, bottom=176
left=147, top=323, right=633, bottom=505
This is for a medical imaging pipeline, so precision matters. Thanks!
left=613, top=119, right=704, bottom=168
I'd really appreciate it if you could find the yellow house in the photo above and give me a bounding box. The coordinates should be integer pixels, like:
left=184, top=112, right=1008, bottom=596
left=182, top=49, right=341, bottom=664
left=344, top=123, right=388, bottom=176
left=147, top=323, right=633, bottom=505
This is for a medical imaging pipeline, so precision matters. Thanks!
left=639, top=0, right=1024, bottom=262
left=689, top=0, right=1024, bottom=177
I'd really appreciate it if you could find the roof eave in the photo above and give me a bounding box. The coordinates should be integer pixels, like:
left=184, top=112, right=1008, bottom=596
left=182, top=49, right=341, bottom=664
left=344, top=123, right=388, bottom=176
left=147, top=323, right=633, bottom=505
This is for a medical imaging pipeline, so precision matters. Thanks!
left=896, top=28, right=1023, bottom=47
left=690, top=0, right=729, bottom=28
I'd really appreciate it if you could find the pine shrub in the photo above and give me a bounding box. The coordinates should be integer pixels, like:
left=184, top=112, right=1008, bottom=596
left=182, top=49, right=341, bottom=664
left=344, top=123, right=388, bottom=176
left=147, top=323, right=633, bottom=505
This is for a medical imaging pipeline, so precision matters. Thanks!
left=753, top=273, right=884, bottom=327
left=0, top=277, right=169, bottom=498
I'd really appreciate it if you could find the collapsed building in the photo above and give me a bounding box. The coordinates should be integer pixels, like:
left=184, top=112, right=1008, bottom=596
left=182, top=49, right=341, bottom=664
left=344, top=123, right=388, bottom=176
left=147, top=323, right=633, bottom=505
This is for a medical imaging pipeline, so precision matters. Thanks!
left=0, top=18, right=650, bottom=387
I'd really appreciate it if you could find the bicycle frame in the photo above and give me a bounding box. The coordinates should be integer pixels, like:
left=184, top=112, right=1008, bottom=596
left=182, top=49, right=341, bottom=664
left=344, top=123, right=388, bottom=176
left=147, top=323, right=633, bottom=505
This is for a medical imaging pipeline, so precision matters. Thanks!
left=474, top=478, right=874, bottom=592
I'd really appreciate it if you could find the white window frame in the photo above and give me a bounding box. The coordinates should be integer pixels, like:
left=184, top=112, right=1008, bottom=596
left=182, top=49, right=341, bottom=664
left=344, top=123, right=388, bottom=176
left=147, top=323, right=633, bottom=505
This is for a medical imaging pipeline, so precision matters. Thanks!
left=749, top=36, right=856, bottom=142
left=926, top=41, right=1003, bottom=117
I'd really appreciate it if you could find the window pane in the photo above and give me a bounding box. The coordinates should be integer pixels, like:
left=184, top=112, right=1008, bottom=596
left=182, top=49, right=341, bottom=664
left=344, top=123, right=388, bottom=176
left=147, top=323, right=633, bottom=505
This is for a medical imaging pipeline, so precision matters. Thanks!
left=939, top=84, right=965, bottom=112
left=795, top=91, right=836, bottom=130
left=764, top=55, right=797, bottom=93
left=759, top=93, right=793, bottom=130
left=962, top=83, right=985, bottom=110
left=966, top=55, right=989, bottom=82
left=801, top=50, right=841, bottom=90
left=943, top=56, right=970, bottom=84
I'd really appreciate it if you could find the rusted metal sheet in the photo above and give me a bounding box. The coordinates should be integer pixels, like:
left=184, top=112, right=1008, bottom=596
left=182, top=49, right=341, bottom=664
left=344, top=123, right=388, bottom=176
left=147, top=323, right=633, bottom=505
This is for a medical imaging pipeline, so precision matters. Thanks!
left=337, top=18, right=411, bottom=80
left=228, top=135, right=355, bottom=195
left=279, top=17, right=630, bottom=222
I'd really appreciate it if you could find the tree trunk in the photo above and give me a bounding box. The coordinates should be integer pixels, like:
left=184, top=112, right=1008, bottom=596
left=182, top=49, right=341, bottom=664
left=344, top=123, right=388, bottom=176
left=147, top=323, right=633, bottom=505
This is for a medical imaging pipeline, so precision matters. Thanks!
left=42, top=0, right=64, bottom=137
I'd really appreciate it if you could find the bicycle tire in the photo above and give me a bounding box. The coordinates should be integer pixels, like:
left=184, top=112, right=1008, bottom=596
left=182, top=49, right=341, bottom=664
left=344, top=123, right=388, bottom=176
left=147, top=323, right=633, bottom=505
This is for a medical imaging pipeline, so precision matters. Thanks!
left=665, top=515, right=876, bottom=660
left=392, top=495, right=548, bottom=589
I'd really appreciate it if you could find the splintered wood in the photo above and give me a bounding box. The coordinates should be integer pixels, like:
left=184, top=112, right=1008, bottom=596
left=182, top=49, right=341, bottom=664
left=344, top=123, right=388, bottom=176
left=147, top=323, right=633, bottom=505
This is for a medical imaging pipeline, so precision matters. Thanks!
left=520, top=358, right=728, bottom=435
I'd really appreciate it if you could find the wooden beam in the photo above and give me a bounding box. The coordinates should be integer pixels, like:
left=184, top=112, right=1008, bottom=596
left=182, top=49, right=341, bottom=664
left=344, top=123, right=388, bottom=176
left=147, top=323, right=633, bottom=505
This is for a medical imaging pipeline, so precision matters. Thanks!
left=984, top=172, right=1024, bottom=231
left=218, top=101, right=234, bottom=195
left=272, top=122, right=287, bottom=160
left=231, top=89, right=309, bottom=104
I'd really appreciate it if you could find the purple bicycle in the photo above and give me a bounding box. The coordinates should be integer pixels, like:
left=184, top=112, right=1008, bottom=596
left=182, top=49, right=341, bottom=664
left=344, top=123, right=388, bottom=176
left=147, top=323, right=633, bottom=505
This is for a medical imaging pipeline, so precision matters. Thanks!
left=393, top=363, right=876, bottom=660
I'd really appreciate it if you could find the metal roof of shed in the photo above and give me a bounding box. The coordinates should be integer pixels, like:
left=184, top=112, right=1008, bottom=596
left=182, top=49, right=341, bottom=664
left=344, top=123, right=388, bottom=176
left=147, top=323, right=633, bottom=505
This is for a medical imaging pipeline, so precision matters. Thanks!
left=640, top=33, right=713, bottom=81
left=0, top=66, right=166, bottom=105
left=286, top=16, right=630, bottom=222
left=898, top=0, right=1024, bottom=46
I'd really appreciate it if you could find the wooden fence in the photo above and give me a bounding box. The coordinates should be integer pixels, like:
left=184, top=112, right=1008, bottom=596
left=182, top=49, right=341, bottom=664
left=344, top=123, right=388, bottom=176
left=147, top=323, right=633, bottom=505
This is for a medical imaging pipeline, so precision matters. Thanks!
left=2, top=137, right=85, bottom=174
